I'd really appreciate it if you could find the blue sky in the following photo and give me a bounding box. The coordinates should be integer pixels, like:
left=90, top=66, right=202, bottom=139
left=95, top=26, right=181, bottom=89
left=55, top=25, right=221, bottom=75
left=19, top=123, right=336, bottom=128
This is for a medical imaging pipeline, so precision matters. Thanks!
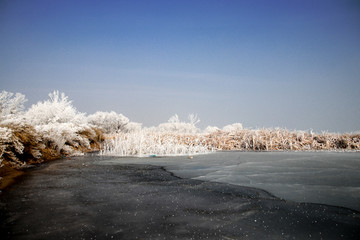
left=1, top=0, right=360, bottom=132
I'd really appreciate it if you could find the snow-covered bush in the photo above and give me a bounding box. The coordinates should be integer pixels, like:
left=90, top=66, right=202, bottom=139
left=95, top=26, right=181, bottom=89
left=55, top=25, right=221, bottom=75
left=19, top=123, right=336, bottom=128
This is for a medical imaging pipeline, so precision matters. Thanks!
left=204, top=126, right=220, bottom=134
left=25, top=91, right=100, bottom=156
left=25, top=91, right=86, bottom=125
left=157, top=114, right=201, bottom=134
left=0, top=91, right=44, bottom=167
left=0, top=90, right=104, bottom=168
left=0, top=126, right=18, bottom=166
left=0, top=123, right=43, bottom=166
left=0, top=91, right=27, bottom=123
left=36, top=123, right=92, bottom=153
left=123, top=121, right=142, bottom=133
left=222, top=123, right=243, bottom=132
left=87, top=111, right=130, bottom=133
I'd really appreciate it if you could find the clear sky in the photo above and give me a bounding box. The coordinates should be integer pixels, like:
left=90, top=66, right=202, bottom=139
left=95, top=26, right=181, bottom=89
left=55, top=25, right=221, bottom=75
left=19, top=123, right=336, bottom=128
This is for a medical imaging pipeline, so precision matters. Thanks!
left=1, top=0, right=360, bottom=132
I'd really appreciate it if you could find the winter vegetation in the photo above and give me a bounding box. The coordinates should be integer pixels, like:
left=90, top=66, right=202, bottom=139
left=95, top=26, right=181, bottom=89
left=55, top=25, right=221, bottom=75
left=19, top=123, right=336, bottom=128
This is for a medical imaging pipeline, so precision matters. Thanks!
left=156, top=114, right=201, bottom=134
left=101, top=114, right=212, bottom=157
left=87, top=111, right=141, bottom=134
left=0, top=90, right=103, bottom=169
left=100, top=114, right=360, bottom=157
left=101, top=131, right=212, bottom=157
left=1, top=90, right=360, bottom=173
left=203, top=128, right=360, bottom=151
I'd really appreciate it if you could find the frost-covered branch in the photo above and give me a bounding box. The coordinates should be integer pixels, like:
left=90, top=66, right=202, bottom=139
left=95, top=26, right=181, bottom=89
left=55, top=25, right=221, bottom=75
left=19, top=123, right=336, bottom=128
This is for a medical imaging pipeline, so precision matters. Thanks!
left=157, top=114, right=201, bottom=134
left=101, top=130, right=213, bottom=157
left=0, top=91, right=27, bottom=122
left=25, top=90, right=86, bottom=125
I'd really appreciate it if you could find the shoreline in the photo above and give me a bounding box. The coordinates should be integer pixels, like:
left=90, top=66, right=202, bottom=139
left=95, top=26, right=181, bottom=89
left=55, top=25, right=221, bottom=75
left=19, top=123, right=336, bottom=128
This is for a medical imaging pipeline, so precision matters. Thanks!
left=0, top=165, right=25, bottom=190
left=2, top=149, right=359, bottom=191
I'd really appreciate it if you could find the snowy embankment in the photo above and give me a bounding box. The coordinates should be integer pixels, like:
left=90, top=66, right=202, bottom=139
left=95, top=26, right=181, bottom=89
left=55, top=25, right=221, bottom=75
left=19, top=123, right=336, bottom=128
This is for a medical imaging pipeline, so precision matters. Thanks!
left=1, top=90, right=360, bottom=171
left=0, top=91, right=103, bottom=169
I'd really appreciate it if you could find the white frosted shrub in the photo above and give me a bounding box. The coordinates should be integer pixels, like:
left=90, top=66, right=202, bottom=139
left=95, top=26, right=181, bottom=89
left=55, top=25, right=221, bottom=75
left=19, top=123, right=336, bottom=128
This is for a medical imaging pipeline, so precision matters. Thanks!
left=0, top=127, right=21, bottom=165
left=25, top=91, right=86, bottom=126
left=123, top=121, right=142, bottom=133
left=35, top=123, right=91, bottom=153
left=157, top=114, right=200, bottom=134
left=0, top=91, right=45, bottom=166
left=25, top=91, right=94, bottom=155
left=204, top=126, right=220, bottom=134
left=87, top=111, right=142, bottom=134
left=0, top=123, right=43, bottom=166
left=36, top=122, right=96, bottom=155
left=87, top=111, right=130, bottom=133
left=222, top=123, right=243, bottom=132
left=0, top=91, right=27, bottom=123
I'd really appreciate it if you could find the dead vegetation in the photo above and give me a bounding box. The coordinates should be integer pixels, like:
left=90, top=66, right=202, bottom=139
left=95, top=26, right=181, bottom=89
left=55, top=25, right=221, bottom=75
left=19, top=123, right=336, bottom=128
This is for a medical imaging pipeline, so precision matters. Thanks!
left=0, top=123, right=43, bottom=167
left=0, top=123, right=104, bottom=169
left=101, top=128, right=360, bottom=157
left=203, top=128, right=360, bottom=151
left=102, top=131, right=211, bottom=156
left=0, top=123, right=104, bottom=190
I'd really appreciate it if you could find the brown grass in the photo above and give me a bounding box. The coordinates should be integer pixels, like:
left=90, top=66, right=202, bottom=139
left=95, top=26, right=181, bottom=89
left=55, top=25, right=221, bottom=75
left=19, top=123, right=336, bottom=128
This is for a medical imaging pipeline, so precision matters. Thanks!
left=0, top=123, right=43, bottom=166
left=103, top=128, right=360, bottom=153
left=79, top=127, right=104, bottom=150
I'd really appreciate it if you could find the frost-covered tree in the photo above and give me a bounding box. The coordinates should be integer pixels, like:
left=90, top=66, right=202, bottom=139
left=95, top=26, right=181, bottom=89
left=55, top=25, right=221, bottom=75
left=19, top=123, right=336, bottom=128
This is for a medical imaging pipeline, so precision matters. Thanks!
left=25, top=91, right=86, bottom=125
left=123, top=121, right=142, bottom=133
left=188, top=113, right=200, bottom=125
left=87, top=111, right=142, bottom=134
left=0, top=91, right=27, bottom=122
left=157, top=114, right=200, bottom=134
left=87, top=111, right=130, bottom=134
left=204, top=126, right=220, bottom=134
left=25, top=91, right=97, bottom=155
left=0, top=91, right=45, bottom=166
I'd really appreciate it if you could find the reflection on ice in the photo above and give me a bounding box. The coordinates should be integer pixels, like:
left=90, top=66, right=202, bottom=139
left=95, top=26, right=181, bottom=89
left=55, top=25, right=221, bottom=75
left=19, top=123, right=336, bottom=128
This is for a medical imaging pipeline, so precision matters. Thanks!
left=97, top=151, right=360, bottom=211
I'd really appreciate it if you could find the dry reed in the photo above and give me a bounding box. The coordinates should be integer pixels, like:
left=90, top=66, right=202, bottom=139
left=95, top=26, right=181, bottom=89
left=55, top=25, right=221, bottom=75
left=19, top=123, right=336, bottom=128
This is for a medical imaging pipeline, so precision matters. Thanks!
left=204, top=128, right=360, bottom=151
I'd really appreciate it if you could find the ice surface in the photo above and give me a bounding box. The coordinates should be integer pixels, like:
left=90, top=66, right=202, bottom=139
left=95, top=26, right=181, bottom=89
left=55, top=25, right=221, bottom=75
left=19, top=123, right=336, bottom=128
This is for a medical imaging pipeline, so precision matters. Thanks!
left=97, top=151, right=360, bottom=211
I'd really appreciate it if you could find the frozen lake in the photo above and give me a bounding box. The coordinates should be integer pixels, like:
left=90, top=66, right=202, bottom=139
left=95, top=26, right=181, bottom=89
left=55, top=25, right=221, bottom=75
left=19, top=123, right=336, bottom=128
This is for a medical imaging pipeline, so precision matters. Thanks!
left=98, top=151, right=360, bottom=211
